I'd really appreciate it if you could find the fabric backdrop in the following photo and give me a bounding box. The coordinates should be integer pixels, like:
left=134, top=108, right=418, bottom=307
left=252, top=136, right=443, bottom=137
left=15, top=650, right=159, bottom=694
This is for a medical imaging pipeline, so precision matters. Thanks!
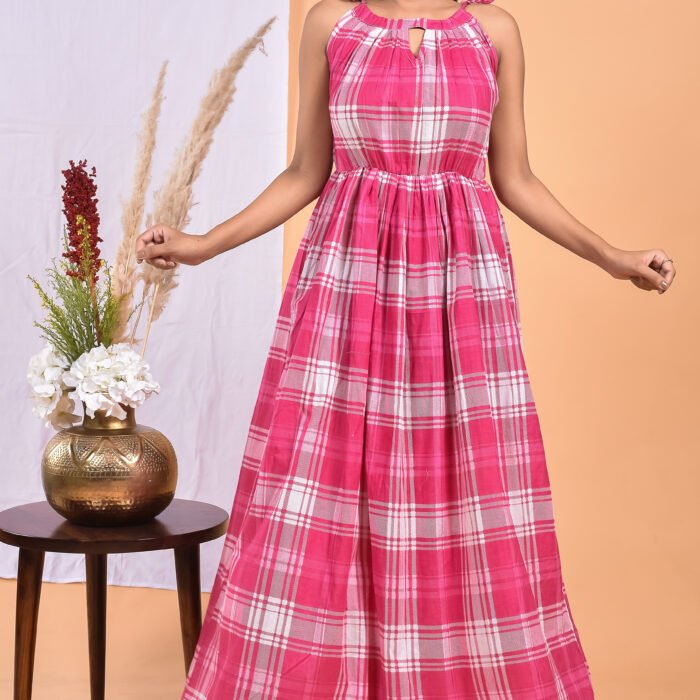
left=0, top=0, right=289, bottom=592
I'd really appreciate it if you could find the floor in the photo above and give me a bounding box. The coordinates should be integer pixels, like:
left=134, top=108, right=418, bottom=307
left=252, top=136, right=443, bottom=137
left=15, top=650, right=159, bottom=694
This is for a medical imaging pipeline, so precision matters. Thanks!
left=0, top=578, right=198, bottom=699
left=0, top=579, right=696, bottom=699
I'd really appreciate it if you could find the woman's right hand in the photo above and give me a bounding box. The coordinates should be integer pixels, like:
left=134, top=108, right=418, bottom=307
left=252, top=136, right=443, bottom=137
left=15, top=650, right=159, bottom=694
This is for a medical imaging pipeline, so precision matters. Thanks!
left=135, top=223, right=213, bottom=269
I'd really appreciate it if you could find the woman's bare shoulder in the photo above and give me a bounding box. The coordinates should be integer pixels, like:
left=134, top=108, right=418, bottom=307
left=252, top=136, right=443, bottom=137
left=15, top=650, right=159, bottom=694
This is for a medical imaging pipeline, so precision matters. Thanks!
left=465, top=2, right=522, bottom=59
left=303, top=0, right=357, bottom=47
left=467, top=3, right=520, bottom=39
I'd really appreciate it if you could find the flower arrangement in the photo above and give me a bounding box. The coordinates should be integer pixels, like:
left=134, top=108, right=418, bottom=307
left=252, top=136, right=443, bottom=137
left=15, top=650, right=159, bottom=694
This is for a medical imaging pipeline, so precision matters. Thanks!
left=27, top=159, right=158, bottom=429
left=25, top=15, right=276, bottom=432
left=26, top=344, right=80, bottom=429
left=23, top=16, right=276, bottom=528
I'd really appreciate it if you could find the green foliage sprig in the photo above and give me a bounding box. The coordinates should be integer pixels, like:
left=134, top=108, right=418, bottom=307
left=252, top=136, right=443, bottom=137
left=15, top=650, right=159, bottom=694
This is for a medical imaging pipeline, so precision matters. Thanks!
left=27, top=231, right=126, bottom=366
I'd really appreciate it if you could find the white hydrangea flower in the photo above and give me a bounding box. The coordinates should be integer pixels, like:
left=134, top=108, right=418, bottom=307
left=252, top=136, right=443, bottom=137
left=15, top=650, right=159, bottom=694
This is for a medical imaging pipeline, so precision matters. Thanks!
left=26, top=344, right=81, bottom=429
left=63, top=342, right=160, bottom=420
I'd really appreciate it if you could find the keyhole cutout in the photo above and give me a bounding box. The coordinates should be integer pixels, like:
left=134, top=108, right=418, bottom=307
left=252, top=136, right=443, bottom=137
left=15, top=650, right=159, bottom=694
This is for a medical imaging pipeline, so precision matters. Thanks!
left=408, top=26, right=426, bottom=59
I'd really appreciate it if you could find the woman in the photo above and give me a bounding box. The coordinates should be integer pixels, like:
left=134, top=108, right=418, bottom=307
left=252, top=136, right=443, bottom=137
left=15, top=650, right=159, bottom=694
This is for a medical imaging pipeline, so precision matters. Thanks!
left=136, top=1, right=675, bottom=697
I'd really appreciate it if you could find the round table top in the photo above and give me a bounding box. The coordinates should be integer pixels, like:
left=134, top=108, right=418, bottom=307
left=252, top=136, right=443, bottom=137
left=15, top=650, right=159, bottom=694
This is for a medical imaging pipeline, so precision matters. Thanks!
left=0, top=498, right=229, bottom=554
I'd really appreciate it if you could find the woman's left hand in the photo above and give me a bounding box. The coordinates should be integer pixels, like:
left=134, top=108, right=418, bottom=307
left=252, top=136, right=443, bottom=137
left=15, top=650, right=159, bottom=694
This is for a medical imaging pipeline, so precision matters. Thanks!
left=602, top=247, right=676, bottom=294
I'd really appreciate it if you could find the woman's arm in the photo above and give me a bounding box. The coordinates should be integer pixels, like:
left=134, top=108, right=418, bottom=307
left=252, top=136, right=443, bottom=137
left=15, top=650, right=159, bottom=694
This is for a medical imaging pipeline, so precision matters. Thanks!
left=474, top=4, right=676, bottom=294
left=136, top=0, right=347, bottom=269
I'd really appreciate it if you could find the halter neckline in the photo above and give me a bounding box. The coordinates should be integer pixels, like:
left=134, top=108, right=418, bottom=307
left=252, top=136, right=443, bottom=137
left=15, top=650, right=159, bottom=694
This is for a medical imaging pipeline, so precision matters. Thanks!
left=355, top=1, right=473, bottom=30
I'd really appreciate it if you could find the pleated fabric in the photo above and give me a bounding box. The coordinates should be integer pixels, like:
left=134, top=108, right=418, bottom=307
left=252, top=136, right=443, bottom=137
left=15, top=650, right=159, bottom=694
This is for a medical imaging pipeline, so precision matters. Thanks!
left=181, top=1, right=595, bottom=697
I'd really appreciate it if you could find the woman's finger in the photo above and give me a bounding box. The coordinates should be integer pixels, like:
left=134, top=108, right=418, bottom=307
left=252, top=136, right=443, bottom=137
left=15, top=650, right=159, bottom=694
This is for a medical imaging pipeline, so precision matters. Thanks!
left=135, top=224, right=170, bottom=257
left=145, top=256, right=175, bottom=270
left=649, top=250, right=675, bottom=293
left=635, top=257, right=667, bottom=292
left=658, top=254, right=675, bottom=292
left=140, top=240, right=180, bottom=270
left=136, top=226, right=160, bottom=254
left=138, top=240, right=170, bottom=263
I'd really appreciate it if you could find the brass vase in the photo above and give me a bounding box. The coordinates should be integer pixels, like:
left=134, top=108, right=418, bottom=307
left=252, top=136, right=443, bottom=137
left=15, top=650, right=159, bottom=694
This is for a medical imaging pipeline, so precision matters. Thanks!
left=41, top=401, right=178, bottom=527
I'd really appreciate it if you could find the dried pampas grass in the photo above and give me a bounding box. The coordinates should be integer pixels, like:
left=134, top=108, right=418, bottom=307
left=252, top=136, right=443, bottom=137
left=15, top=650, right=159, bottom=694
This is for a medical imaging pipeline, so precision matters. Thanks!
left=111, top=14, right=277, bottom=355
left=133, top=16, right=277, bottom=356
left=111, top=60, right=168, bottom=344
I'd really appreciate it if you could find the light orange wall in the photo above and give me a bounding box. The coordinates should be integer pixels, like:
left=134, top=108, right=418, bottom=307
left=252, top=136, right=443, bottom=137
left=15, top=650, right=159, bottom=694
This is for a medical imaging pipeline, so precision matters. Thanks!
left=1, top=2, right=697, bottom=698
left=283, top=1, right=700, bottom=698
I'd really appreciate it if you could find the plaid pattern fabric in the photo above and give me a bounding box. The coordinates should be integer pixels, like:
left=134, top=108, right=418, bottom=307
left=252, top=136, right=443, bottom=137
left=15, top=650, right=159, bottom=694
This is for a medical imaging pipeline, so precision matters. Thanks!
left=181, top=1, right=595, bottom=697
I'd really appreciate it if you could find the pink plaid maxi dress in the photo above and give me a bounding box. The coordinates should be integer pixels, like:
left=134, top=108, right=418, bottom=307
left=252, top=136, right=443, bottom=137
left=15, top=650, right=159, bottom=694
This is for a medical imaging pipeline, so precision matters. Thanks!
left=182, top=1, right=595, bottom=697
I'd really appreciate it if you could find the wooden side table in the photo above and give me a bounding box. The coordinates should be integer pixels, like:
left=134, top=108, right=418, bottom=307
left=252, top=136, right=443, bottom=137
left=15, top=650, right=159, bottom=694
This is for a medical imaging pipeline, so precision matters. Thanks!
left=0, top=498, right=229, bottom=700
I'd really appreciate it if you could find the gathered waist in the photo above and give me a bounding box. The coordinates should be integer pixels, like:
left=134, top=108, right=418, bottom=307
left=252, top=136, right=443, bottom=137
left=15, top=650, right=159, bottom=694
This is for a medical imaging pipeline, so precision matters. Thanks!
left=329, top=166, right=491, bottom=190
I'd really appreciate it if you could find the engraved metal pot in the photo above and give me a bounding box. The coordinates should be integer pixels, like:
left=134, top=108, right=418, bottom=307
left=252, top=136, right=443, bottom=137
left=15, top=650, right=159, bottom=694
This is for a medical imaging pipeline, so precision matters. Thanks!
left=41, top=401, right=177, bottom=526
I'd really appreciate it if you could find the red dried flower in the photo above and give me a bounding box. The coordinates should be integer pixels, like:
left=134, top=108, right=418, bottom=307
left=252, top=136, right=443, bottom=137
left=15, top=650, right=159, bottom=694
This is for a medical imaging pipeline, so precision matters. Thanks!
left=61, top=158, right=103, bottom=284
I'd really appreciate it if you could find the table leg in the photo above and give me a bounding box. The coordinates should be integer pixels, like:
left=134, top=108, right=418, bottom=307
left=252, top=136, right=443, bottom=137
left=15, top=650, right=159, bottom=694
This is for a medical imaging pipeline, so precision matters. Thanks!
left=174, top=544, right=202, bottom=673
left=85, top=553, right=107, bottom=700
left=14, top=548, right=44, bottom=700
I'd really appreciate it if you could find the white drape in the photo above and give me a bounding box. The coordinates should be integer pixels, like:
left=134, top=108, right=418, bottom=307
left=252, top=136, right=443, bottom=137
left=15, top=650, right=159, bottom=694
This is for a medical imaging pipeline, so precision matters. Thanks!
left=0, top=0, right=289, bottom=592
